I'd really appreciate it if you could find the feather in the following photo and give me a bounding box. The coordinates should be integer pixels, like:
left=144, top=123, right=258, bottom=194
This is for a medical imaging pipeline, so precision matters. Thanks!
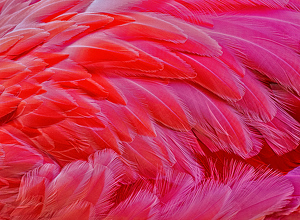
left=121, top=126, right=203, bottom=179
left=17, top=0, right=83, bottom=27
left=77, top=78, right=109, bottom=98
left=11, top=164, right=60, bottom=219
left=271, top=84, right=300, bottom=123
left=162, top=180, right=231, bottom=220
left=0, top=94, right=21, bottom=118
left=99, top=102, right=135, bottom=142
left=171, top=82, right=253, bottom=158
left=49, top=59, right=91, bottom=82
left=153, top=125, right=203, bottom=179
left=49, top=12, right=78, bottom=21
left=0, top=144, right=44, bottom=180
left=69, top=13, right=114, bottom=32
left=49, top=200, right=92, bottom=220
left=86, top=0, right=142, bottom=13
left=216, top=162, right=294, bottom=220
left=0, top=59, right=26, bottom=79
left=160, top=162, right=293, bottom=220
left=121, top=135, right=175, bottom=178
left=99, top=45, right=164, bottom=74
left=181, top=0, right=289, bottom=12
left=40, top=85, right=78, bottom=111
left=41, top=150, right=123, bottom=218
left=105, top=13, right=188, bottom=43
left=17, top=81, right=43, bottom=99
left=38, top=20, right=75, bottom=40
left=213, top=10, right=300, bottom=52
left=128, top=41, right=196, bottom=79
left=104, top=190, right=160, bottom=220
left=111, top=78, right=193, bottom=131
left=234, top=69, right=277, bottom=122
left=91, top=74, right=127, bottom=105
left=178, top=53, right=245, bottom=101
left=4, top=28, right=49, bottom=57
left=43, top=24, right=88, bottom=47
left=15, top=97, right=43, bottom=118
left=18, top=100, right=66, bottom=128
left=286, top=166, right=300, bottom=197
left=104, top=40, right=197, bottom=79
left=208, top=12, right=300, bottom=95
left=65, top=34, right=139, bottom=65
left=100, top=100, right=155, bottom=140
left=251, top=109, right=300, bottom=155
left=154, top=14, right=222, bottom=56
left=0, top=35, right=22, bottom=53
left=89, top=0, right=289, bottom=15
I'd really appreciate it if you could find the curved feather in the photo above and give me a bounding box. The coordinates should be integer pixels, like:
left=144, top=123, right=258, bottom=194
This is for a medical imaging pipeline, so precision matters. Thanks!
left=208, top=12, right=300, bottom=95
left=234, top=70, right=277, bottom=122
left=178, top=53, right=245, bottom=101
left=171, top=82, right=253, bottom=158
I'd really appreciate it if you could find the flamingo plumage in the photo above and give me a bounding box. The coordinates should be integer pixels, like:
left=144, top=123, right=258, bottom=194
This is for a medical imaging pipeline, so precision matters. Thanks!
left=1, top=0, right=300, bottom=219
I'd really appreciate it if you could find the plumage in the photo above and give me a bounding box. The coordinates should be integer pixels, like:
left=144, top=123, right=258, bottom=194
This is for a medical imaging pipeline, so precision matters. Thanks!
left=1, top=0, right=300, bottom=219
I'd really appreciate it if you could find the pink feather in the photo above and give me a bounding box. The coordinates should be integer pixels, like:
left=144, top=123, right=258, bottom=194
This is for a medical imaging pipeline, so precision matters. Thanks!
left=0, top=0, right=300, bottom=219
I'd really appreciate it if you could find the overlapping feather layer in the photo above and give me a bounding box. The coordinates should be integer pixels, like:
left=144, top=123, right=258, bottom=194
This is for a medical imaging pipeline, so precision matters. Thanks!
left=0, top=0, right=300, bottom=219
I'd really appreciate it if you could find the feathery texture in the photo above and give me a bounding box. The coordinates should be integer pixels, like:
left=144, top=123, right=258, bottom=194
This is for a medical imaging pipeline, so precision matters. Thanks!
left=0, top=0, right=300, bottom=219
